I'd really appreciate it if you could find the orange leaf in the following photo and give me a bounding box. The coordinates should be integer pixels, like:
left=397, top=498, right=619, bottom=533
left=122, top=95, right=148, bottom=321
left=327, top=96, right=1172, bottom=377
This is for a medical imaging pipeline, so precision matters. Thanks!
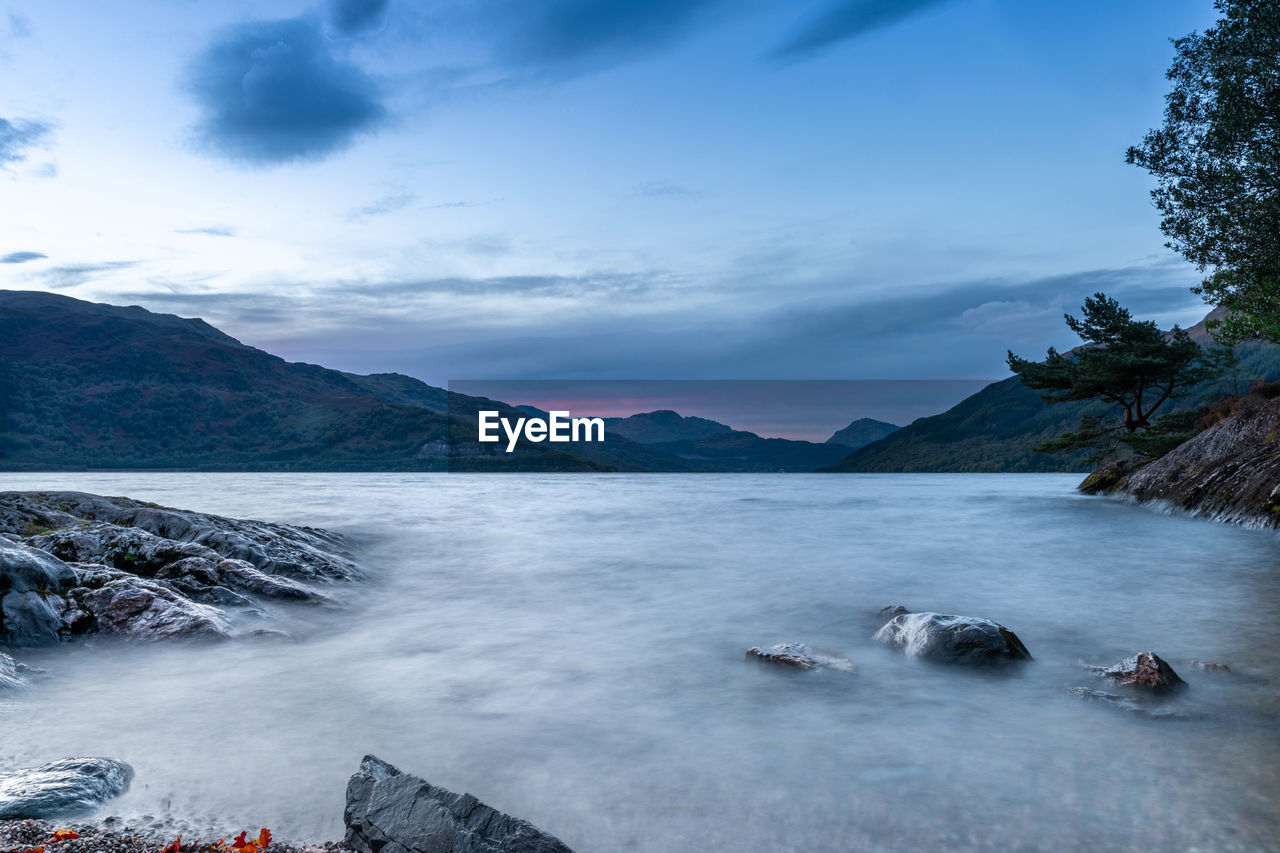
left=21, top=847, right=45, bottom=853
left=231, top=833, right=247, bottom=848
left=51, top=829, right=81, bottom=842
left=158, top=836, right=181, bottom=853
left=256, top=828, right=272, bottom=849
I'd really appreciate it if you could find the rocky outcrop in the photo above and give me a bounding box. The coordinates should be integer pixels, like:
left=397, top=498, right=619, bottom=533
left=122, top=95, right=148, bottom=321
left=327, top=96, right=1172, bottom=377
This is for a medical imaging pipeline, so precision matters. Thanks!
left=0, top=492, right=356, bottom=645
left=0, top=758, right=133, bottom=819
left=1080, top=395, right=1280, bottom=528
left=0, top=652, right=27, bottom=689
left=345, top=755, right=574, bottom=853
left=746, top=642, right=854, bottom=672
left=1089, top=652, right=1185, bottom=691
left=874, top=612, right=1032, bottom=663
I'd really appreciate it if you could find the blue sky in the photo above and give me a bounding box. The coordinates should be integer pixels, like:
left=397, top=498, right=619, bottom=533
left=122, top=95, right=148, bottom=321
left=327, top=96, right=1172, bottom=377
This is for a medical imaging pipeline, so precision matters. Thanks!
left=0, top=0, right=1220, bottom=387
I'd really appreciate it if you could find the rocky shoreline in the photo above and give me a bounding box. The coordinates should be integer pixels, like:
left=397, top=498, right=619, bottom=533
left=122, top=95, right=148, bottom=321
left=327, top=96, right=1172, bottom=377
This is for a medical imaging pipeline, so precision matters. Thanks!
left=1081, top=392, right=1280, bottom=528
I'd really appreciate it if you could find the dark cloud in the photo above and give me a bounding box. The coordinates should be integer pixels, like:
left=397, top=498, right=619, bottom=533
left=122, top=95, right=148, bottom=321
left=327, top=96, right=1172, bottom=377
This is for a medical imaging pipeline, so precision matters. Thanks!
left=175, top=226, right=236, bottom=237
left=186, top=17, right=386, bottom=166
left=0, top=251, right=46, bottom=264
left=481, top=0, right=726, bottom=69
left=347, top=192, right=416, bottom=221
left=774, top=0, right=960, bottom=59
left=327, top=0, right=391, bottom=35
left=0, top=117, right=54, bottom=167
left=40, top=261, right=139, bottom=289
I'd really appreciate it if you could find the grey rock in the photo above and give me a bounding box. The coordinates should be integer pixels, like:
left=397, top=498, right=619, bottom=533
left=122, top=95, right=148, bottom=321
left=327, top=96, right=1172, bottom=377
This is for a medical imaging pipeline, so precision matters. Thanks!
left=345, top=755, right=575, bottom=853
left=69, top=572, right=231, bottom=641
left=877, top=604, right=909, bottom=618
left=0, top=652, right=26, bottom=689
left=874, top=611, right=1032, bottom=663
left=1068, top=686, right=1199, bottom=720
left=0, top=757, right=134, bottom=819
left=746, top=642, right=855, bottom=672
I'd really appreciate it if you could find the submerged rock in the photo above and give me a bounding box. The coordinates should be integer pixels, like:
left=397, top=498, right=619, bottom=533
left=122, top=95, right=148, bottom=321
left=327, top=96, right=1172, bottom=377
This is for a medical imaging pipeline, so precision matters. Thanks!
left=1090, top=652, right=1185, bottom=691
left=877, top=604, right=909, bottom=618
left=874, top=612, right=1032, bottom=663
left=0, top=757, right=134, bottom=819
left=1186, top=659, right=1231, bottom=672
left=1068, top=687, right=1198, bottom=720
left=746, top=643, right=854, bottom=672
left=345, top=755, right=574, bottom=853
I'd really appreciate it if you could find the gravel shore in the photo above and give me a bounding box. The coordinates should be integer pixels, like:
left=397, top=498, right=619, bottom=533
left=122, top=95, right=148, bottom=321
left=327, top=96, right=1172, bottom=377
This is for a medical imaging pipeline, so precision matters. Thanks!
left=0, top=820, right=350, bottom=853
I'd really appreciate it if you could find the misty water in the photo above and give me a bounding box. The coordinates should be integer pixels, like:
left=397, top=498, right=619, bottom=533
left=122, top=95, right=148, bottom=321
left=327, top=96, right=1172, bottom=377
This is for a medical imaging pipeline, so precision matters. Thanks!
left=1, top=473, right=1278, bottom=852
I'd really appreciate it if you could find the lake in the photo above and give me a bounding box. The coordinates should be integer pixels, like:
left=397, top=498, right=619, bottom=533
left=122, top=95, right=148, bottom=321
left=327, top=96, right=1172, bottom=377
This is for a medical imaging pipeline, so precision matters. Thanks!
left=1, top=473, right=1277, bottom=852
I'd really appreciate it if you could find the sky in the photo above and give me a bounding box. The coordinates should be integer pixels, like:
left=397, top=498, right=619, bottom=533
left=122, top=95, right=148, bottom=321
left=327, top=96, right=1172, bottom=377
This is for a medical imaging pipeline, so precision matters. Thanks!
left=0, top=0, right=1223, bottom=396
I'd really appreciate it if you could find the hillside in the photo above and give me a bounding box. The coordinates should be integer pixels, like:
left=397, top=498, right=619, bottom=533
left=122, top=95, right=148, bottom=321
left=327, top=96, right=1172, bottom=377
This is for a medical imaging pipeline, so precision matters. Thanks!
left=0, top=291, right=668, bottom=472
left=603, top=410, right=733, bottom=444
left=649, top=430, right=853, bottom=472
left=825, top=418, right=899, bottom=449
left=824, top=333, right=1280, bottom=473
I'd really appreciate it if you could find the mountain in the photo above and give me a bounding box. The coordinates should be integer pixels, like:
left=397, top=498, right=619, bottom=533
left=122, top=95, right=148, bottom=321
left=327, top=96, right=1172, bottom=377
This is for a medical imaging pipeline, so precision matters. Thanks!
left=648, top=430, right=853, bottom=472
left=823, top=323, right=1280, bottom=473
left=602, top=410, right=733, bottom=444
left=825, top=418, right=899, bottom=449
left=0, top=291, right=678, bottom=472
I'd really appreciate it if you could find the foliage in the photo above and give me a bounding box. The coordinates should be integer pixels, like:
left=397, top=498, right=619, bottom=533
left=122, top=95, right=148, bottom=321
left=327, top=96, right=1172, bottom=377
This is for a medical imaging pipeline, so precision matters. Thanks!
left=1126, top=0, right=1280, bottom=343
left=1006, top=293, right=1212, bottom=458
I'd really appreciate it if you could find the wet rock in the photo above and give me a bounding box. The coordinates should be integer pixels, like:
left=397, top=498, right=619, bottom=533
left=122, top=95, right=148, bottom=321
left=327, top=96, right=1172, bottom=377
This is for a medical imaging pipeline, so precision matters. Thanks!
left=0, top=652, right=26, bottom=689
left=345, top=755, right=574, bottom=853
left=878, top=604, right=909, bottom=618
left=0, top=758, right=134, bottom=819
left=0, top=491, right=359, bottom=583
left=874, top=612, right=1032, bottom=663
left=1090, top=652, right=1185, bottom=691
left=0, top=539, right=78, bottom=646
left=68, top=572, right=231, bottom=641
left=746, top=643, right=854, bottom=672
left=1186, top=660, right=1231, bottom=672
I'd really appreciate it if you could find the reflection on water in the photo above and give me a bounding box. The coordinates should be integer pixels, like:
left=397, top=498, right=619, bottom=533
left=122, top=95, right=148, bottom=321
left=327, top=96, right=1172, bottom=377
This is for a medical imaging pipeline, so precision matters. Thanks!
left=1, top=473, right=1277, bottom=852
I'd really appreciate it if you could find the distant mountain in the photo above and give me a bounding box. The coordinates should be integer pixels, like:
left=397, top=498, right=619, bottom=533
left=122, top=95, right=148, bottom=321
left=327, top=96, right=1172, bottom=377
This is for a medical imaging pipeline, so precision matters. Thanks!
left=823, top=320, right=1280, bottom=473
left=825, top=418, right=899, bottom=449
left=649, top=430, right=853, bottom=472
left=603, top=410, right=733, bottom=444
left=0, top=291, right=674, bottom=472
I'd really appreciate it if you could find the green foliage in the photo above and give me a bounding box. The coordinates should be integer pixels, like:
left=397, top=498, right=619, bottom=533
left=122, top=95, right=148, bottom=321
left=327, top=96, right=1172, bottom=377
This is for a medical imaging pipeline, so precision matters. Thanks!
left=1007, top=294, right=1211, bottom=458
left=1126, top=0, right=1280, bottom=343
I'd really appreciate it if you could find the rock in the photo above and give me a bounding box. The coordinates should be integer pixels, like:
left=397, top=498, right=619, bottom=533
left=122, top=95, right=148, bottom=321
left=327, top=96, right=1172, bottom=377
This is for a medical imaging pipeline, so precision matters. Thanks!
left=874, top=612, right=1032, bottom=663
left=344, top=755, right=574, bottom=853
left=0, top=652, right=26, bottom=689
left=0, top=491, right=359, bottom=582
left=0, top=758, right=134, bottom=819
left=1090, top=652, right=1185, bottom=691
left=0, top=539, right=78, bottom=646
left=1186, top=659, right=1231, bottom=672
left=1078, top=394, right=1280, bottom=528
left=746, top=643, right=854, bottom=672
left=69, top=572, right=231, bottom=641
left=878, top=604, right=909, bottom=618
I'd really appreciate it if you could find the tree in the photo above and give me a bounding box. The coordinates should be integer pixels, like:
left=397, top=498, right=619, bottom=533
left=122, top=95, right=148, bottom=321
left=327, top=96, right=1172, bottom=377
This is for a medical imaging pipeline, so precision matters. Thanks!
left=1007, top=293, right=1210, bottom=457
left=1126, top=0, right=1280, bottom=344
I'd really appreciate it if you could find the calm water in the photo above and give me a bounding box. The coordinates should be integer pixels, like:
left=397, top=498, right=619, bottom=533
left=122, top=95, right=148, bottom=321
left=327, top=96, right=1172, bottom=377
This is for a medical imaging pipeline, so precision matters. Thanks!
left=1, top=473, right=1278, bottom=852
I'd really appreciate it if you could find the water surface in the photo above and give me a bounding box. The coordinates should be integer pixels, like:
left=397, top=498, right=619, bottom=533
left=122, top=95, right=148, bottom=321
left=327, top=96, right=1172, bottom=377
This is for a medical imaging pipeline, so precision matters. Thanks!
left=1, top=473, right=1277, bottom=852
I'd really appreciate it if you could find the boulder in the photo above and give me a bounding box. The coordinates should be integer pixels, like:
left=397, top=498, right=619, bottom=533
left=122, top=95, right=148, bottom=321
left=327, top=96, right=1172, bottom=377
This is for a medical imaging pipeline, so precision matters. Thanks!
left=0, top=757, right=134, bottom=819
left=67, top=572, right=231, bottom=641
left=878, top=604, right=909, bottom=618
left=345, top=755, right=574, bottom=853
left=746, top=643, right=854, bottom=672
left=874, top=612, right=1032, bottom=663
left=1090, top=652, right=1185, bottom=691
left=1, top=539, right=78, bottom=646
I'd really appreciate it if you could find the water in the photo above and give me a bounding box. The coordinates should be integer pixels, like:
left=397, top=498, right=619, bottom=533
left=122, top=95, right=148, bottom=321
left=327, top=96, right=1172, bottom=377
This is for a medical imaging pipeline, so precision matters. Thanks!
left=1, top=473, right=1278, bottom=852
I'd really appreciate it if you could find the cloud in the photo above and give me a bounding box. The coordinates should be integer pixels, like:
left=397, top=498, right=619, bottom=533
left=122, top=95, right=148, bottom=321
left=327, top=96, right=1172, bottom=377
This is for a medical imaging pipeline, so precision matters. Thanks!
left=480, top=0, right=727, bottom=70
left=40, top=261, right=139, bottom=289
left=0, top=251, right=46, bottom=264
left=631, top=180, right=702, bottom=199
left=0, top=117, right=53, bottom=167
left=347, top=192, right=416, bottom=221
left=4, top=12, right=31, bottom=40
left=327, top=0, right=391, bottom=35
left=774, top=0, right=960, bottom=59
left=186, top=17, right=386, bottom=166
left=175, top=225, right=236, bottom=237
